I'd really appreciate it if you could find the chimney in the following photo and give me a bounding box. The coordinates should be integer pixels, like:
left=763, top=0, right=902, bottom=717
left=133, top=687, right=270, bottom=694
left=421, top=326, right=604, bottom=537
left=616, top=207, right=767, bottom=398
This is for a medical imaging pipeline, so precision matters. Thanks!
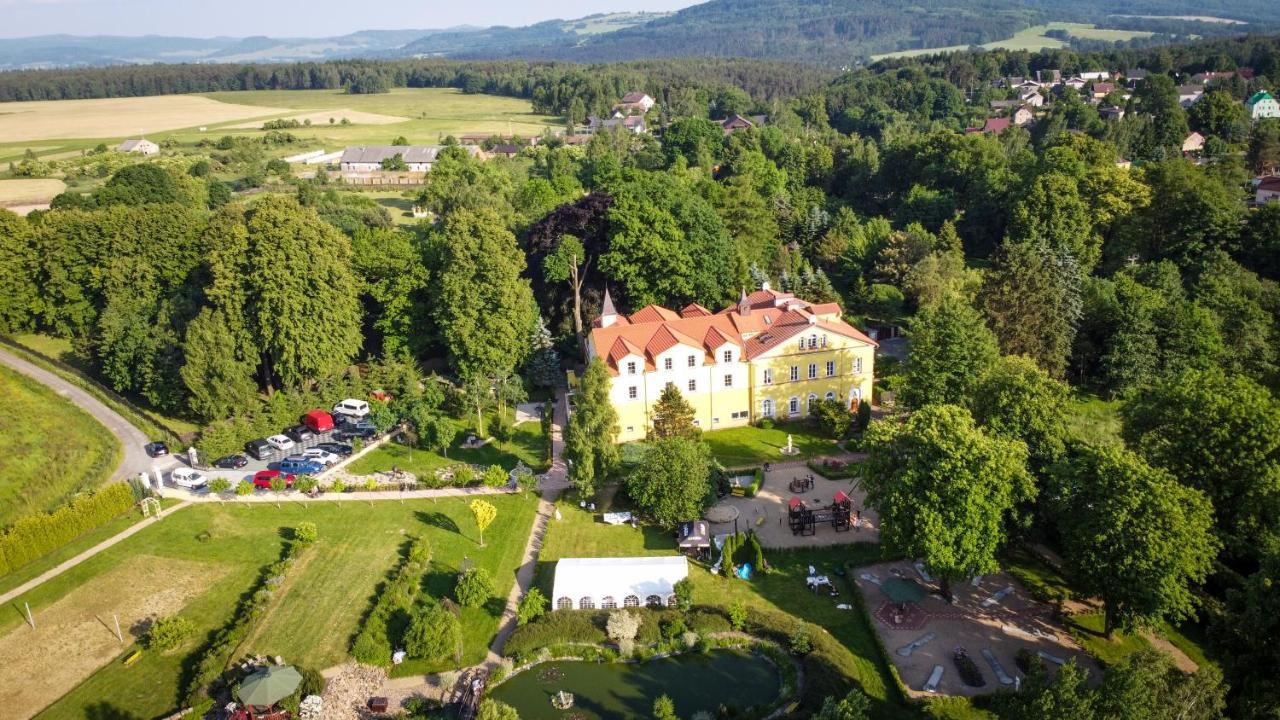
left=761, top=281, right=771, bottom=291
left=599, top=288, right=618, bottom=328
left=738, top=288, right=750, bottom=316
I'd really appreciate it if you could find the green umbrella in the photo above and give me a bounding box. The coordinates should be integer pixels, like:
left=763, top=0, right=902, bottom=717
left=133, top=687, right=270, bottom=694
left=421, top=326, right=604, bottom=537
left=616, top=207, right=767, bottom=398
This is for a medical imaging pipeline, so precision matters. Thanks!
left=238, top=665, right=302, bottom=707
left=881, top=577, right=926, bottom=604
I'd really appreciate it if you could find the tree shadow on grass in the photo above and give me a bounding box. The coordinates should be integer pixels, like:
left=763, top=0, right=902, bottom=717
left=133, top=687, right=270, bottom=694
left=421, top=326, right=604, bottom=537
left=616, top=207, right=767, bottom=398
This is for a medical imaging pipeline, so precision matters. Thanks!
left=416, top=510, right=461, bottom=535
left=84, top=702, right=142, bottom=720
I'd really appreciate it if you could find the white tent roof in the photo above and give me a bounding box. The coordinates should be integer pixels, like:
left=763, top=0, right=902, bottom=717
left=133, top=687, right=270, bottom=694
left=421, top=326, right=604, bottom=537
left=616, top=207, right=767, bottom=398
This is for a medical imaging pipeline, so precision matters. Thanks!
left=552, top=556, right=688, bottom=606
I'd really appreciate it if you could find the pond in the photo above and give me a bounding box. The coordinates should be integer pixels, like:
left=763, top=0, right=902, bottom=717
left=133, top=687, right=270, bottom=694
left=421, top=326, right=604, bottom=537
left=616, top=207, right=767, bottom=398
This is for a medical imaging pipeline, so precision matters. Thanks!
left=488, top=649, right=782, bottom=719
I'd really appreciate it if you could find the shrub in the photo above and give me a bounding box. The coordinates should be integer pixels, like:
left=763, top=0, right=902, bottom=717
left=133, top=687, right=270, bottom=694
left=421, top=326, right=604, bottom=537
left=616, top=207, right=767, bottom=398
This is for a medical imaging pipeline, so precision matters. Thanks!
left=329, top=479, right=347, bottom=494
left=453, top=465, right=475, bottom=486
left=672, top=578, right=693, bottom=611
left=146, top=615, right=195, bottom=652
left=293, top=522, right=318, bottom=545
left=504, top=610, right=606, bottom=658
left=789, top=623, right=813, bottom=655
left=1015, top=647, right=1039, bottom=674
left=812, top=397, right=853, bottom=438
left=482, top=464, right=508, bottom=488
left=607, top=609, right=641, bottom=643
left=728, top=601, right=747, bottom=631
left=455, top=567, right=494, bottom=608
left=517, top=587, right=548, bottom=626
left=0, top=482, right=134, bottom=574
left=758, top=417, right=775, bottom=430
left=404, top=600, right=462, bottom=661
left=953, top=649, right=985, bottom=687
left=349, top=536, right=431, bottom=667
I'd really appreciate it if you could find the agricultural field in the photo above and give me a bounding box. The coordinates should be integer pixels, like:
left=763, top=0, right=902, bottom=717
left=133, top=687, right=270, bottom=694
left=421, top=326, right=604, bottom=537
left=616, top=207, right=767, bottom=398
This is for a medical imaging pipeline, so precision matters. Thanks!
left=0, top=87, right=562, bottom=164
left=0, top=364, right=120, bottom=527
left=0, top=178, right=65, bottom=206
left=5, top=496, right=536, bottom=720
left=873, top=22, right=1153, bottom=59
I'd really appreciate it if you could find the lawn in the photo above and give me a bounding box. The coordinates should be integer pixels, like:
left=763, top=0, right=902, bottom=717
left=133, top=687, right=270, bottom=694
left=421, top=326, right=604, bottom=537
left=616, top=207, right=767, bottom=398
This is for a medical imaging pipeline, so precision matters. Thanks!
left=701, top=423, right=839, bottom=468
left=20, top=496, right=537, bottom=720
left=534, top=492, right=906, bottom=717
left=1066, top=394, right=1123, bottom=447
left=348, top=415, right=550, bottom=479
left=0, top=363, right=120, bottom=527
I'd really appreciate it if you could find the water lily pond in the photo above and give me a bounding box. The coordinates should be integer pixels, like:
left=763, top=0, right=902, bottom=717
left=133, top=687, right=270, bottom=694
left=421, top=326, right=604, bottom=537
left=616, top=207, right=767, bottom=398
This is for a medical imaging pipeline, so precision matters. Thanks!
left=488, top=649, right=782, bottom=719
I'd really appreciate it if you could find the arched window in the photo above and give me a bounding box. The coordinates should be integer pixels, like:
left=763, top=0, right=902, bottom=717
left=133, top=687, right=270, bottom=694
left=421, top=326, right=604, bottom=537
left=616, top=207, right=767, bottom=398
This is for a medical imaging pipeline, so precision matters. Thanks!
left=789, top=397, right=799, bottom=416
left=579, top=596, right=595, bottom=610
left=645, top=594, right=663, bottom=608
left=807, top=393, right=818, bottom=412
left=667, top=595, right=680, bottom=607
left=762, top=399, right=774, bottom=418
left=825, top=391, right=835, bottom=401
left=557, top=597, right=573, bottom=610
left=624, top=595, right=640, bottom=608
left=600, top=596, right=617, bottom=609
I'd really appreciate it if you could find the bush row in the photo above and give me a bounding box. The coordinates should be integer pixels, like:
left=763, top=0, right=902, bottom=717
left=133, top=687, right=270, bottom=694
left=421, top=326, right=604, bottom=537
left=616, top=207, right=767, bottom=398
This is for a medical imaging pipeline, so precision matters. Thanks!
left=350, top=536, right=432, bottom=666
left=183, top=531, right=312, bottom=712
left=0, top=482, right=134, bottom=574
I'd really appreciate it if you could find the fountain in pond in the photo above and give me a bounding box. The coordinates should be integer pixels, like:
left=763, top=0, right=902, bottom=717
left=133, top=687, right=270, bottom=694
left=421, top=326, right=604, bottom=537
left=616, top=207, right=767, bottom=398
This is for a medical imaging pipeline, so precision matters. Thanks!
left=551, top=690, right=575, bottom=709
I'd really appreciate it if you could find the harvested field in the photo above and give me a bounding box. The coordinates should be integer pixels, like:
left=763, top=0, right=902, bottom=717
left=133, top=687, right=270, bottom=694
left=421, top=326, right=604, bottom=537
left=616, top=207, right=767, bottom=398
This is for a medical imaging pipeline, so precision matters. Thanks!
left=0, top=179, right=66, bottom=208
left=0, top=95, right=291, bottom=142
left=0, top=555, right=220, bottom=720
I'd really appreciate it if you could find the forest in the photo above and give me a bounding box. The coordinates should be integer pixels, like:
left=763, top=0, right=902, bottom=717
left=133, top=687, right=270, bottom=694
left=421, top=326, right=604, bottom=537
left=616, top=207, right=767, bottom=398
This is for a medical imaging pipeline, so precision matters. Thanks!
left=1, top=29, right=1280, bottom=719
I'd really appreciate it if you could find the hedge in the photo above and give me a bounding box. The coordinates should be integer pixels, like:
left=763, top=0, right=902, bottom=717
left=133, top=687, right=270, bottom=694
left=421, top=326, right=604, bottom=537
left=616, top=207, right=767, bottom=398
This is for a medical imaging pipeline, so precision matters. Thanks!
left=350, top=536, right=432, bottom=666
left=183, top=532, right=311, bottom=709
left=0, top=482, right=134, bottom=574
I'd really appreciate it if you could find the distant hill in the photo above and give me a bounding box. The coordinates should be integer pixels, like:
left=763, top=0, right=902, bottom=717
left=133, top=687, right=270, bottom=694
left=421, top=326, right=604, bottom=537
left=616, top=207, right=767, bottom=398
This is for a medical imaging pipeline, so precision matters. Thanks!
left=2, top=1, right=1279, bottom=70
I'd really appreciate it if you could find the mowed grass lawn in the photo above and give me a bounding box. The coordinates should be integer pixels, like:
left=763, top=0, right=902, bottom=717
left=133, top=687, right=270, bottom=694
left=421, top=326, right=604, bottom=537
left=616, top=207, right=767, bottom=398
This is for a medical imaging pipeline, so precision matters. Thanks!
left=535, top=492, right=905, bottom=717
left=701, top=423, right=840, bottom=468
left=24, top=495, right=537, bottom=720
left=0, top=363, right=120, bottom=526
left=349, top=418, right=550, bottom=479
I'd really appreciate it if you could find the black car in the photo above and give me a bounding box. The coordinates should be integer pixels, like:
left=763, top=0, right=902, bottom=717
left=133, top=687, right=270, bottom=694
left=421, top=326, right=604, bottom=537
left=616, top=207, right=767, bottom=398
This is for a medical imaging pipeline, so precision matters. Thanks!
left=335, top=427, right=376, bottom=442
left=213, top=454, right=249, bottom=469
left=144, top=441, right=169, bottom=457
left=314, top=442, right=353, bottom=456
left=284, top=425, right=314, bottom=443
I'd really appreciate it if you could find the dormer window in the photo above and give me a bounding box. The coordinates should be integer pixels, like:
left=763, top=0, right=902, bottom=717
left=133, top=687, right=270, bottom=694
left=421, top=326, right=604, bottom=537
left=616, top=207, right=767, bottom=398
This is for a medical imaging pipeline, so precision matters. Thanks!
left=722, top=350, right=732, bottom=363
left=688, top=355, right=697, bottom=368
left=626, top=361, right=637, bottom=375
left=664, top=358, right=673, bottom=371
left=808, top=334, right=817, bottom=349
left=821, top=335, right=827, bottom=348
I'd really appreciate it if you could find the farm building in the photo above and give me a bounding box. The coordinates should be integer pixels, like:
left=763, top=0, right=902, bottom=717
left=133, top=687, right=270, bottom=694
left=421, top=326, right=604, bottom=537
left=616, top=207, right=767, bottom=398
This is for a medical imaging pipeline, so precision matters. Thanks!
left=613, top=91, right=655, bottom=114
left=118, top=138, right=159, bottom=155
left=552, top=556, right=688, bottom=610
left=338, top=144, right=484, bottom=172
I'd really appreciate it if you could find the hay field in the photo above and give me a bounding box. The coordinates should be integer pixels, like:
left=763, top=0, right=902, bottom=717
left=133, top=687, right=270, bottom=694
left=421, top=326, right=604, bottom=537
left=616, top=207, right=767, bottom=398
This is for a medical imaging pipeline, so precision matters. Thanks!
left=0, top=179, right=65, bottom=207
left=0, top=94, right=291, bottom=142
left=223, top=107, right=407, bottom=129
left=0, top=555, right=219, bottom=720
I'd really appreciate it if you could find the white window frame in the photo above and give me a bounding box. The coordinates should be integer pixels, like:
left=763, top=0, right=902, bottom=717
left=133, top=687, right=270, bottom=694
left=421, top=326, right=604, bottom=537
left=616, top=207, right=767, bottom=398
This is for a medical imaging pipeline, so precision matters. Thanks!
left=825, top=391, right=835, bottom=401
left=826, top=360, right=835, bottom=377
left=628, top=386, right=638, bottom=399
left=854, top=357, right=863, bottom=373
left=808, top=363, right=817, bottom=379
left=762, top=399, right=774, bottom=418
left=724, top=374, right=733, bottom=388
left=763, top=368, right=773, bottom=385
left=790, top=365, right=799, bottom=382
left=808, top=393, right=817, bottom=412
left=789, top=397, right=800, bottom=416
left=722, top=349, right=733, bottom=363
left=688, top=354, right=697, bottom=368
left=688, top=379, right=697, bottom=392
left=664, top=357, right=673, bottom=371
left=626, top=361, right=637, bottom=375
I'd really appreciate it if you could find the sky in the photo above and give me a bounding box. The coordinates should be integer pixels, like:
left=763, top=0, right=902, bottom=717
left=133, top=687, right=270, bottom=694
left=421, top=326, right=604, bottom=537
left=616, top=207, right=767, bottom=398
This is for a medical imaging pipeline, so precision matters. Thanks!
left=0, top=0, right=704, bottom=39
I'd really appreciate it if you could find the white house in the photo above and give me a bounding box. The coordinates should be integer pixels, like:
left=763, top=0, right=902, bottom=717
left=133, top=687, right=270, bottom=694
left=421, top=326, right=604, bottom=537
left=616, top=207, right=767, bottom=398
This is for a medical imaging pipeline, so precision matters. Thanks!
left=1178, top=85, right=1205, bottom=108
left=1182, top=132, right=1206, bottom=155
left=338, top=144, right=483, bottom=172
left=118, top=138, right=159, bottom=155
left=1247, top=91, right=1280, bottom=121
left=1080, top=71, right=1111, bottom=81
left=1256, top=176, right=1280, bottom=204
left=552, top=556, right=689, bottom=610
left=1019, top=90, right=1044, bottom=107
left=616, top=91, right=655, bottom=114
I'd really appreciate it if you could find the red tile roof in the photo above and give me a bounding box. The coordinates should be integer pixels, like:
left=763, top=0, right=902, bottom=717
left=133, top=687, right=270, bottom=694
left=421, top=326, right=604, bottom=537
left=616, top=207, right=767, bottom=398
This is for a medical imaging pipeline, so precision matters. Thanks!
left=681, top=303, right=712, bottom=317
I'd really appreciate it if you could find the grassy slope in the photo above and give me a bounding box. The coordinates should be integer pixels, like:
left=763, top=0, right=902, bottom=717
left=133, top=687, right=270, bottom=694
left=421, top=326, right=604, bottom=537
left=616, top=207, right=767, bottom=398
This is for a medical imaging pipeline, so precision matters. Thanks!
left=873, top=22, right=1152, bottom=59
left=27, top=496, right=537, bottom=720
left=535, top=491, right=905, bottom=717
left=0, top=363, right=120, bottom=527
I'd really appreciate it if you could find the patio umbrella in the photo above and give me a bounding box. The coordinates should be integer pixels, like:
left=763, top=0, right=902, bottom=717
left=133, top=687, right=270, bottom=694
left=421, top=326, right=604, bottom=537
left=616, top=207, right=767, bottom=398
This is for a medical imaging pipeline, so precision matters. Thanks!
left=881, top=577, right=927, bottom=604
left=238, top=665, right=302, bottom=707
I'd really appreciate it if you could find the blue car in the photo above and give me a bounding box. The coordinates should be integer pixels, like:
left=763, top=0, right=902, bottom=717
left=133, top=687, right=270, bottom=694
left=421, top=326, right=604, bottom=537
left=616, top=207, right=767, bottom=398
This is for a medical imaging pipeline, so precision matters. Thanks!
left=278, top=459, right=324, bottom=475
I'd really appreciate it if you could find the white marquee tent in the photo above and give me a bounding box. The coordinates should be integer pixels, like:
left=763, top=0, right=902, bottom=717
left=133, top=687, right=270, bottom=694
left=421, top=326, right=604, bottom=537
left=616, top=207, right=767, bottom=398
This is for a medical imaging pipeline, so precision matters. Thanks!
left=551, top=556, right=689, bottom=611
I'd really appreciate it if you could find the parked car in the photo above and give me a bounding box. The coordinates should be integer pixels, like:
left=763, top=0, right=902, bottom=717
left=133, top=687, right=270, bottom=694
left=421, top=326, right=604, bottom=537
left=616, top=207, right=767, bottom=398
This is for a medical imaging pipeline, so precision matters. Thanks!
left=301, top=409, right=335, bottom=434
left=170, top=467, right=208, bottom=490
left=314, top=442, right=353, bottom=456
left=213, top=454, right=248, bottom=469
left=302, top=448, right=340, bottom=466
left=245, top=438, right=273, bottom=461
left=266, top=434, right=295, bottom=451
left=144, top=441, right=169, bottom=458
left=333, top=398, right=370, bottom=419
left=253, top=469, right=294, bottom=489
left=279, top=458, right=324, bottom=475
left=335, top=426, right=376, bottom=442
left=284, top=425, right=314, bottom=443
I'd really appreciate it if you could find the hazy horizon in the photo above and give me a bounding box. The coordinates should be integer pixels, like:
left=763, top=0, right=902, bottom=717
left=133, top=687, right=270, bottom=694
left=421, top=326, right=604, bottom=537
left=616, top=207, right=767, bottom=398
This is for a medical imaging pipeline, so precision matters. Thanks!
left=0, top=0, right=704, bottom=40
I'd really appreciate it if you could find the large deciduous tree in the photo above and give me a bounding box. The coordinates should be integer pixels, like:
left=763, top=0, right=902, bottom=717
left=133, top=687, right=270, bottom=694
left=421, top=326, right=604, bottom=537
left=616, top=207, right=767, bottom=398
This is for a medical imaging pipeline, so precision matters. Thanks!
left=0, top=210, right=39, bottom=333
left=1049, top=444, right=1217, bottom=637
left=1216, top=541, right=1280, bottom=720
left=564, top=358, right=620, bottom=497
left=970, top=355, right=1070, bottom=474
left=626, top=437, right=713, bottom=527
left=901, top=295, right=999, bottom=408
left=1121, top=368, right=1280, bottom=561
left=861, top=405, right=1033, bottom=600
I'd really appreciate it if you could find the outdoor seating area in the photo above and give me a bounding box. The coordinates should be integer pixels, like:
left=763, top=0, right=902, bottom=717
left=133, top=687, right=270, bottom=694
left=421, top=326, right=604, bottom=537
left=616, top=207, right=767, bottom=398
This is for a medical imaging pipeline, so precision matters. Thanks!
left=853, top=560, right=1096, bottom=697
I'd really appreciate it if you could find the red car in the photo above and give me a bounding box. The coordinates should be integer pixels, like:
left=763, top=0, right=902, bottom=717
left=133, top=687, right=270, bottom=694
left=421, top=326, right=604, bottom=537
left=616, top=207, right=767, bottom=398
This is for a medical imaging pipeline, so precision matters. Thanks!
left=302, top=409, right=334, bottom=433
left=252, top=470, right=295, bottom=489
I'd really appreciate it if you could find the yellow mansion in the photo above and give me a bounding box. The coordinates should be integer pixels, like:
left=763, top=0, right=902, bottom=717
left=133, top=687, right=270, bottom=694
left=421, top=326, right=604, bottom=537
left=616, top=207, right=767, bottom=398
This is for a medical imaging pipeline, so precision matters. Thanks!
left=586, top=284, right=877, bottom=442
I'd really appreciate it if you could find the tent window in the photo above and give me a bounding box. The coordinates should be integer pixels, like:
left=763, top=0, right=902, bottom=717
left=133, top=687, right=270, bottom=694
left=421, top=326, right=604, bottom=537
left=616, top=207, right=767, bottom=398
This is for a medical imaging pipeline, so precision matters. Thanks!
left=579, top=596, right=595, bottom=610
left=624, top=595, right=640, bottom=608
left=645, top=594, right=663, bottom=608
left=557, top=597, right=573, bottom=610
left=600, top=596, right=617, bottom=609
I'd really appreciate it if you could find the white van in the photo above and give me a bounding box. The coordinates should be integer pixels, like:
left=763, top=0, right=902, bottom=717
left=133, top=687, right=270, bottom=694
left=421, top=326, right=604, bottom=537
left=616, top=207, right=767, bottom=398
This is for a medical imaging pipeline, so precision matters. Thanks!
left=333, top=398, right=370, bottom=418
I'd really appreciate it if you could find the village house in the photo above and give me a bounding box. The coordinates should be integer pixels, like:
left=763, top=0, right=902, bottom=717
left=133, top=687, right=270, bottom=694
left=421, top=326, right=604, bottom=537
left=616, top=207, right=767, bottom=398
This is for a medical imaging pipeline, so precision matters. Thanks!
left=1011, top=106, right=1035, bottom=126
left=613, top=91, right=656, bottom=115
left=117, top=138, right=159, bottom=155
left=1182, top=131, right=1206, bottom=155
left=1091, top=82, right=1116, bottom=102
left=1099, top=106, right=1126, bottom=121
left=338, top=144, right=484, bottom=172
left=1123, top=68, right=1148, bottom=87
left=1064, top=76, right=1087, bottom=91
left=1036, top=69, right=1062, bottom=85
left=1256, top=176, right=1280, bottom=204
left=586, top=284, right=876, bottom=443
left=1246, top=91, right=1280, bottom=121
left=1080, top=70, right=1112, bottom=81
left=1019, top=90, right=1044, bottom=107
left=1178, top=85, right=1205, bottom=108
left=587, top=115, right=648, bottom=134
left=720, top=114, right=768, bottom=134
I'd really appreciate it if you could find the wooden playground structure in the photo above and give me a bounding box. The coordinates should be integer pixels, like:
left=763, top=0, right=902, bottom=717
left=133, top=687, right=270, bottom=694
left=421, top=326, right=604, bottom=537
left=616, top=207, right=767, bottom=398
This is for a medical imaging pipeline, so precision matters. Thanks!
left=788, top=491, right=854, bottom=536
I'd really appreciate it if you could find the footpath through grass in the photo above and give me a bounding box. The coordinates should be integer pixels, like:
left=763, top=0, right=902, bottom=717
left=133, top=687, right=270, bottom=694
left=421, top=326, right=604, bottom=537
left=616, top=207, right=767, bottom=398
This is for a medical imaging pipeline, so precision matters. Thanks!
left=25, top=495, right=537, bottom=720
left=0, top=363, right=120, bottom=527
